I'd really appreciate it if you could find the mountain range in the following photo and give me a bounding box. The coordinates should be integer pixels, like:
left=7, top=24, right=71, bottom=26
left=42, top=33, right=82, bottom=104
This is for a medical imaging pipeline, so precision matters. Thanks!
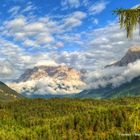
left=1, top=45, right=140, bottom=99
left=77, top=45, right=140, bottom=98
left=8, top=65, right=86, bottom=97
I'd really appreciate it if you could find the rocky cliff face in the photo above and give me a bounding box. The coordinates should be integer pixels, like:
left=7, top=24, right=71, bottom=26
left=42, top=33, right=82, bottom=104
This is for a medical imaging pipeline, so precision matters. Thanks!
left=17, top=65, right=82, bottom=82
left=106, top=46, right=140, bottom=67
left=9, top=65, right=86, bottom=96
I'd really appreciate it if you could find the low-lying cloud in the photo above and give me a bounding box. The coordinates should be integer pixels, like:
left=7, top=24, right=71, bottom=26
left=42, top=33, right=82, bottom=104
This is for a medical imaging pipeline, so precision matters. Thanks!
left=85, top=60, right=140, bottom=89
left=8, top=76, right=86, bottom=96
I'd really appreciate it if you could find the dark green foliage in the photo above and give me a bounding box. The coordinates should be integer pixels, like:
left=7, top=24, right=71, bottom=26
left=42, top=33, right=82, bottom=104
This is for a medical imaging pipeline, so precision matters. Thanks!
left=0, top=97, right=140, bottom=139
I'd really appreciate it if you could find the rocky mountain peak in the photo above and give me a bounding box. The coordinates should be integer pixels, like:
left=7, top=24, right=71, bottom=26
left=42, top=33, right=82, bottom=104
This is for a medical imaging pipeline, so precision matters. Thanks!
left=106, top=45, right=140, bottom=67
left=128, top=46, right=140, bottom=53
left=9, top=65, right=86, bottom=96
left=17, top=65, right=81, bottom=82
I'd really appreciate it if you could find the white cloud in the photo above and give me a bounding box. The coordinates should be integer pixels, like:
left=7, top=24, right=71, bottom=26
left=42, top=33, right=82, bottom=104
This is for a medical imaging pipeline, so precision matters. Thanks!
left=35, top=60, right=58, bottom=67
left=1, top=0, right=140, bottom=92
left=61, top=0, right=80, bottom=9
left=24, top=22, right=45, bottom=32
left=1, top=20, right=140, bottom=84
left=1, top=10, right=86, bottom=49
left=36, top=34, right=54, bottom=44
left=0, top=60, right=13, bottom=77
left=63, top=11, right=87, bottom=28
left=9, top=76, right=85, bottom=95
left=23, top=39, right=38, bottom=47
left=55, top=42, right=64, bottom=48
left=85, top=60, right=140, bottom=89
left=6, top=17, right=26, bottom=28
left=89, top=1, right=108, bottom=15
left=2, top=16, right=57, bottom=47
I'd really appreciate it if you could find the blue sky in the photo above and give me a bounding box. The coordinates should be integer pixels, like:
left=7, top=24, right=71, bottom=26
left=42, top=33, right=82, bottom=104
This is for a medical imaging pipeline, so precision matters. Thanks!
left=0, top=0, right=140, bottom=81
left=0, top=0, right=139, bottom=27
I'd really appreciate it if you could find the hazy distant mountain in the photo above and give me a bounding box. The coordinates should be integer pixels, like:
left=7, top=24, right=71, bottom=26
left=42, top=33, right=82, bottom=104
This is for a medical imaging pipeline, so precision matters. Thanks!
left=0, top=81, right=23, bottom=101
left=79, top=46, right=140, bottom=99
left=9, top=65, right=86, bottom=97
left=106, top=46, right=140, bottom=67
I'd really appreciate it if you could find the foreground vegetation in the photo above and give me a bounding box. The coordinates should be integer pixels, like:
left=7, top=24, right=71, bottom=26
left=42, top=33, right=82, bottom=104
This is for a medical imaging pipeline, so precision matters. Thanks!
left=0, top=97, right=140, bottom=140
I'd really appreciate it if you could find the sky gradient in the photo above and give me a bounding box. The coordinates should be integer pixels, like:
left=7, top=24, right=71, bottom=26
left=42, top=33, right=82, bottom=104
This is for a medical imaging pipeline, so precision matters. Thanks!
left=0, top=0, right=140, bottom=82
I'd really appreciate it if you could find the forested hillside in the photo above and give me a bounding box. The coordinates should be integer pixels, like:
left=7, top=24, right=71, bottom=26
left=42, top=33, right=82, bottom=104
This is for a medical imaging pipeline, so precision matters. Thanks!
left=0, top=97, right=140, bottom=140
left=0, top=81, right=23, bottom=101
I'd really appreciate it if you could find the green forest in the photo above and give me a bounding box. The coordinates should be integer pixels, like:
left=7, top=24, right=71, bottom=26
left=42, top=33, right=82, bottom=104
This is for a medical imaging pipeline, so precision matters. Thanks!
left=0, top=97, right=140, bottom=140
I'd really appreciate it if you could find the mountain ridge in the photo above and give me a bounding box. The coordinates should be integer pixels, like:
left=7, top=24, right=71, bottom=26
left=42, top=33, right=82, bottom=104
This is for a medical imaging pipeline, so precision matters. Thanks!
left=79, top=45, right=140, bottom=98
left=0, top=81, right=23, bottom=101
left=9, top=65, right=86, bottom=96
left=106, top=45, right=140, bottom=67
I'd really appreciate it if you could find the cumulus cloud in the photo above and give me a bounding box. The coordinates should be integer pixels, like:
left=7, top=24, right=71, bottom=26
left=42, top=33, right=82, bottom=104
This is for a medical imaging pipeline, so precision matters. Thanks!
left=1, top=10, right=87, bottom=49
left=2, top=16, right=56, bottom=47
left=1, top=20, right=140, bottom=84
left=1, top=0, right=140, bottom=93
left=35, top=60, right=58, bottom=67
left=6, top=17, right=26, bottom=29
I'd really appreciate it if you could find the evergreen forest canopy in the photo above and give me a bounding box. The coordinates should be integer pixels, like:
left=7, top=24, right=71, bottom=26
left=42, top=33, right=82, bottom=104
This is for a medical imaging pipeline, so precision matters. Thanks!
left=114, top=5, right=140, bottom=38
left=0, top=97, right=140, bottom=140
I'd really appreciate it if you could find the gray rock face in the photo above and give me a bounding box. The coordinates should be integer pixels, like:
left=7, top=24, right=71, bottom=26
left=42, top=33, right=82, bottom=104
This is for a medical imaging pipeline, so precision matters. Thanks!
left=16, top=65, right=81, bottom=82
left=107, top=46, right=140, bottom=67
left=9, top=65, right=86, bottom=95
